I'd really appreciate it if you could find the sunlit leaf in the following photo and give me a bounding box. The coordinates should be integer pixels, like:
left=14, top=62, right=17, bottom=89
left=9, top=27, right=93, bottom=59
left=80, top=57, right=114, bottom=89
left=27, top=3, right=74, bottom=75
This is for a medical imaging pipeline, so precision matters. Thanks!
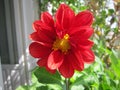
left=33, top=67, right=63, bottom=86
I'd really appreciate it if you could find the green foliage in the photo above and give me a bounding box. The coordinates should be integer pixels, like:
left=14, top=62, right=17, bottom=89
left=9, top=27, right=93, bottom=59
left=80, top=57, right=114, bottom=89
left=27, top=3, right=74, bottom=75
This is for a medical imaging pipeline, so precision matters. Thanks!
left=16, top=67, right=64, bottom=90
left=33, top=67, right=63, bottom=85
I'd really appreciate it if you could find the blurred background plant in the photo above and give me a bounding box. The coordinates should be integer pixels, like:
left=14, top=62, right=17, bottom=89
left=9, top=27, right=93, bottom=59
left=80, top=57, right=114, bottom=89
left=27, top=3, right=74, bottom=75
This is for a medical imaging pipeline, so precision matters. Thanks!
left=17, top=0, right=120, bottom=90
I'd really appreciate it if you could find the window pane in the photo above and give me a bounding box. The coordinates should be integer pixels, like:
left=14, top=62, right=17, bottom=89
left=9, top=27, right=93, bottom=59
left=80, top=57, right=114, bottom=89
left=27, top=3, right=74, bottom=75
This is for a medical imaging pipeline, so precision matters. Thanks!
left=0, top=0, right=10, bottom=64
left=0, top=0, right=18, bottom=64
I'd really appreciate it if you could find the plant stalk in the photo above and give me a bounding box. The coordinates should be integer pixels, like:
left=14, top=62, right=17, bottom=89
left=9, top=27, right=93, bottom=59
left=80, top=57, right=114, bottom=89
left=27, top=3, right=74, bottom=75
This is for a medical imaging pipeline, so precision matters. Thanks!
left=65, top=78, right=69, bottom=90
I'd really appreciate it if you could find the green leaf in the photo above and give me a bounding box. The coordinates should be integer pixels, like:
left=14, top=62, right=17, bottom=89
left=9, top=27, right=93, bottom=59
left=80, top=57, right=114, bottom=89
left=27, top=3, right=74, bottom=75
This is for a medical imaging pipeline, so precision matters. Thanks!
left=99, top=75, right=112, bottom=90
left=16, top=85, right=36, bottom=90
left=101, top=10, right=106, bottom=16
left=16, top=86, right=28, bottom=90
left=110, top=49, right=120, bottom=79
left=36, top=86, right=48, bottom=90
left=71, top=72, right=99, bottom=89
left=47, top=84, right=63, bottom=90
left=108, top=9, right=114, bottom=15
left=93, top=56, right=104, bottom=72
left=71, top=84, right=85, bottom=90
left=33, top=67, right=63, bottom=87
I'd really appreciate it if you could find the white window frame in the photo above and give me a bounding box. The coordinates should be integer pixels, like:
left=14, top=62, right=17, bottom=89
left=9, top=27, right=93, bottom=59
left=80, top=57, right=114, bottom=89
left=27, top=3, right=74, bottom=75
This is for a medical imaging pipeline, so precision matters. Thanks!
left=2, top=0, right=39, bottom=89
left=13, top=0, right=39, bottom=84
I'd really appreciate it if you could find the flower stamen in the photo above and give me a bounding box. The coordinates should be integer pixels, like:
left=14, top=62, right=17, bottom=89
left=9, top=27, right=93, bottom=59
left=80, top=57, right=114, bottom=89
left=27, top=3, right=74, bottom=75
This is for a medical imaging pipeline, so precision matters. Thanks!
left=52, top=34, right=70, bottom=54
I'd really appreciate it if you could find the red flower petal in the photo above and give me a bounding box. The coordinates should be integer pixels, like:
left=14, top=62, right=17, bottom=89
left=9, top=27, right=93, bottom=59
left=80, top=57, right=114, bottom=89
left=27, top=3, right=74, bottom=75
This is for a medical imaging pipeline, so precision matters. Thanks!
left=78, top=40, right=94, bottom=50
left=59, top=57, right=74, bottom=78
left=37, top=58, right=47, bottom=67
left=81, top=49, right=95, bottom=63
left=67, top=51, right=84, bottom=71
left=33, top=20, right=55, bottom=35
left=30, top=32, right=41, bottom=41
left=46, top=66, right=56, bottom=74
left=70, top=39, right=94, bottom=50
left=80, top=28, right=94, bottom=39
left=73, top=60, right=84, bottom=71
left=56, top=4, right=68, bottom=26
left=41, top=12, right=54, bottom=27
left=37, top=58, right=56, bottom=74
left=56, top=4, right=75, bottom=38
left=32, top=20, right=56, bottom=42
left=37, top=29, right=55, bottom=43
left=30, top=32, right=53, bottom=47
left=32, top=20, right=41, bottom=31
left=70, top=27, right=94, bottom=41
left=48, top=50, right=64, bottom=70
left=56, top=4, right=75, bottom=29
left=29, top=42, right=52, bottom=58
left=72, top=10, right=93, bottom=27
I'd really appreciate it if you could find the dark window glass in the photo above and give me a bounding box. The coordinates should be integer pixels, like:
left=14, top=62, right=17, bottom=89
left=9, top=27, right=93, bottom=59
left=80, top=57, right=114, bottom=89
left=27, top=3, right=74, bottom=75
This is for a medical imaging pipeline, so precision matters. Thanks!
left=0, top=0, right=18, bottom=64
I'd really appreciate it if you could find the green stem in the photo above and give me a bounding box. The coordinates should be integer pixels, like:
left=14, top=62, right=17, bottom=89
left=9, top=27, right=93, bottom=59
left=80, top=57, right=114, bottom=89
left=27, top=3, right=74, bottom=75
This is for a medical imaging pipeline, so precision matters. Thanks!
left=65, top=78, right=69, bottom=90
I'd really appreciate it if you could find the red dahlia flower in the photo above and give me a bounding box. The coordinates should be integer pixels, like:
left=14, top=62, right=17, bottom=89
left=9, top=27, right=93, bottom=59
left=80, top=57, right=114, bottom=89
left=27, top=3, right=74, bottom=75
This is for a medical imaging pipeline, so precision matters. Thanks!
left=29, top=4, right=95, bottom=78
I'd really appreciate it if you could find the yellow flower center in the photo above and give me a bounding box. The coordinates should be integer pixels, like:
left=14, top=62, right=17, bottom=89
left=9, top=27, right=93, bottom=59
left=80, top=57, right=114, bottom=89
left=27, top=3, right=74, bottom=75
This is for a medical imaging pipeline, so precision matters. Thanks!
left=52, top=34, right=71, bottom=54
